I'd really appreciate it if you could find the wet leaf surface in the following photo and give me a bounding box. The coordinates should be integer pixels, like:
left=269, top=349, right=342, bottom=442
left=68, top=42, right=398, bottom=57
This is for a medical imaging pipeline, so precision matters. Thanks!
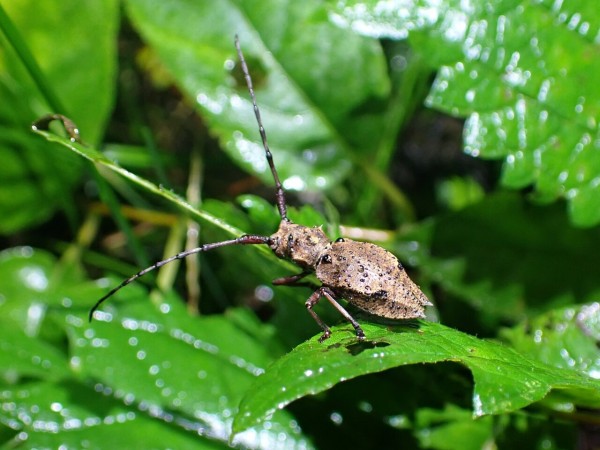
left=0, top=382, right=225, bottom=449
left=0, top=249, right=313, bottom=449
left=233, top=321, right=600, bottom=433
left=331, top=0, right=600, bottom=226
left=502, top=302, right=600, bottom=380
left=123, top=0, right=391, bottom=192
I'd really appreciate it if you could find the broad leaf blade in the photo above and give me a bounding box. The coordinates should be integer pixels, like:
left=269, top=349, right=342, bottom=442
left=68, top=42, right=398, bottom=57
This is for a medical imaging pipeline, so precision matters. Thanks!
left=0, top=382, right=225, bottom=449
left=0, top=247, right=313, bottom=449
left=69, top=291, right=312, bottom=448
left=502, top=302, right=600, bottom=380
left=331, top=0, right=600, bottom=226
left=233, top=321, right=600, bottom=433
left=0, top=319, right=69, bottom=383
left=124, top=0, right=389, bottom=192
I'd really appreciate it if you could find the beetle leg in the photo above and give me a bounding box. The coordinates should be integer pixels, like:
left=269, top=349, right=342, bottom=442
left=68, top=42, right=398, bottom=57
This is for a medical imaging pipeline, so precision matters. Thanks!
left=305, top=288, right=332, bottom=342
left=272, top=271, right=308, bottom=284
left=305, top=287, right=366, bottom=342
left=321, top=287, right=366, bottom=341
left=272, top=271, right=318, bottom=290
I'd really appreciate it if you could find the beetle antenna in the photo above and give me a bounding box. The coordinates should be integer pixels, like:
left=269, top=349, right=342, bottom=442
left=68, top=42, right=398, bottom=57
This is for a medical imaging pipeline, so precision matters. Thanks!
left=235, top=35, right=288, bottom=222
left=89, top=235, right=271, bottom=321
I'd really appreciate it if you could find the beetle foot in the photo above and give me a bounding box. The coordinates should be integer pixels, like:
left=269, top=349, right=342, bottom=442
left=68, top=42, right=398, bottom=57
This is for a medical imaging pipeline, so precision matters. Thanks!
left=318, top=329, right=331, bottom=343
left=355, top=327, right=366, bottom=341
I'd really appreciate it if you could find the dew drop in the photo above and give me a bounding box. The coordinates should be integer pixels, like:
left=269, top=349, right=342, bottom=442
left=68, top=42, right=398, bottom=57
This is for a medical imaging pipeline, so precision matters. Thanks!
left=255, top=285, right=273, bottom=302
left=391, top=54, right=407, bottom=71
left=473, top=393, right=484, bottom=416
left=330, top=411, right=343, bottom=425
left=358, top=401, right=373, bottom=413
left=465, top=89, right=475, bottom=103
left=223, top=58, right=235, bottom=71
left=50, top=402, right=63, bottom=412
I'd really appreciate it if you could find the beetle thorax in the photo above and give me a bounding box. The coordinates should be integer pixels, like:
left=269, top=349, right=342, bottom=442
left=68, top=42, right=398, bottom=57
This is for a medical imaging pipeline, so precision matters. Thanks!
left=270, top=221, right=331, bottom=268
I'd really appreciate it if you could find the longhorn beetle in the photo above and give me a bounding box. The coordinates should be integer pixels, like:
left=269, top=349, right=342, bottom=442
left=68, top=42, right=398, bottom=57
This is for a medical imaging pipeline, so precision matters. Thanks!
left=89, top=36, right=432, bottom=342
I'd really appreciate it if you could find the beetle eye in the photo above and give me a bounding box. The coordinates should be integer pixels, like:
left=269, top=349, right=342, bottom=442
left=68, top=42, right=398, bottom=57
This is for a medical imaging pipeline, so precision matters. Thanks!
left=335, top=237, right=345, bottom=243
left=321, top=254, right=332, bottom=264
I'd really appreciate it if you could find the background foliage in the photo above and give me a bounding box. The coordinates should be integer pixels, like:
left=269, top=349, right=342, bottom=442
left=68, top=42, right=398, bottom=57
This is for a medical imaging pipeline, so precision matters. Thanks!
left=1, top=0, right=600, bottom=448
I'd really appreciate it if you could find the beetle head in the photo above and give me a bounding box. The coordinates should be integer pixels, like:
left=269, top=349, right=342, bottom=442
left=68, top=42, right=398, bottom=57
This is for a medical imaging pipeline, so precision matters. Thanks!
left=270, top=221, right=331, bottom=268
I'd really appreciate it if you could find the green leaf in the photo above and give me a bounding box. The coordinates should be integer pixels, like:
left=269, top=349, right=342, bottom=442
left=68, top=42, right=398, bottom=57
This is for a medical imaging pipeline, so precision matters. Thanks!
left=0, top=1, right=119, bottom=233
left=502, top=302, right=600, bottom=380
left=0, top=247, right=313, bottom=449
left=0, top=246, right=84, bottom=335
left=0, top=319, right=69, bottom=383
left=0, top=382, right=225, bottom=449
left=123, top=0, right=390, bottom=192
left=331, top=0, right=600, bottom=226
left=69, top=291, right=312, bottom=447
left=233, top=321, right=600, bottom=433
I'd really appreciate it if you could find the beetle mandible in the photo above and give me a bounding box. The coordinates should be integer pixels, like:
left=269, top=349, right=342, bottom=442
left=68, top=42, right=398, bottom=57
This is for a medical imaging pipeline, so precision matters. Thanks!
left=89, top=36, right=432, bottom=342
